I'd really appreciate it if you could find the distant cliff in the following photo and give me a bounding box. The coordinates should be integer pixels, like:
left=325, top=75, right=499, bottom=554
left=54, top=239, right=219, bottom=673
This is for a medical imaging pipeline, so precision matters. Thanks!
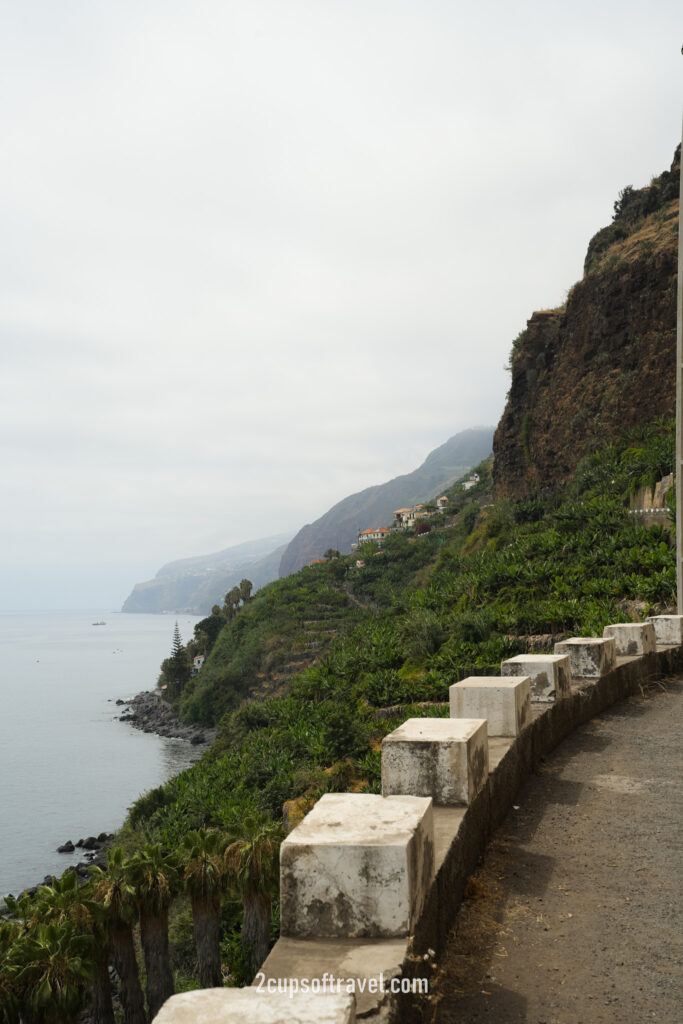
left=122, top=534, right=291, bottom=615
left=279, top=427, right=494, bottom=577
left=493, top=145, right=680, bottom=500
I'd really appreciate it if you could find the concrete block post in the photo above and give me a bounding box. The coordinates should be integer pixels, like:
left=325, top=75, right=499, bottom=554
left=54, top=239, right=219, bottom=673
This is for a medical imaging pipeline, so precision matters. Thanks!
left=501, top=654, right=571, bottom=702
left=603, top=622, right=656, bottom=656
left=450, top=676, right=530, bottom=734
left=382, top=717, right=489, bottom=805
left=280, top=793, right=434, bottom=939
left=152, top=989, right=356, bottom=1023
left=646, top=614, right=683, bottom=645
left=553, top=637, right=616, bottom=678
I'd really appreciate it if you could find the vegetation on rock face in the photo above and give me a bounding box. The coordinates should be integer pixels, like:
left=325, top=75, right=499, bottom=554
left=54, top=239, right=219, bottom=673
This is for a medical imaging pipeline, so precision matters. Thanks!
left=494, top=147, right=679, bottom=502
left=584, top=145, right=680, bottom=274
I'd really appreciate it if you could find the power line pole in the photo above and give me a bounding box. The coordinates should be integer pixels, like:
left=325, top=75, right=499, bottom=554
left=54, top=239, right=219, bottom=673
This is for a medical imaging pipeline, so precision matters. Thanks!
left=677, top=109, right=683, bottom=612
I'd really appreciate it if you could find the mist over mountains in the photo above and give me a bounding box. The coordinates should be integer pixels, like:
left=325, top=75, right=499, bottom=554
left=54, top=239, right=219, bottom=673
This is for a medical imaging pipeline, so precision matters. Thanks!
left=121, top=535, right=292, bottom=615
left=121, top=427, right=493, bottom=614
left=279, top=427, right=494, bottom=576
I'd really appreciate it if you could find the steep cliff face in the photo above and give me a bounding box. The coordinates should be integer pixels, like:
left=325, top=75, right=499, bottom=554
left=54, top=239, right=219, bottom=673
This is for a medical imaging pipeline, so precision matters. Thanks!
left=121, top=534, right=291, bottom=614
left=493, top=147, right=680, bottom=500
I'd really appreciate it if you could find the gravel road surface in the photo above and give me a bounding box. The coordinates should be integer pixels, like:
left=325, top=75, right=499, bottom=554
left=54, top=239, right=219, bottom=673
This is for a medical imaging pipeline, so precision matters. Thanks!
left=430, top=678, right=683, bottom=1024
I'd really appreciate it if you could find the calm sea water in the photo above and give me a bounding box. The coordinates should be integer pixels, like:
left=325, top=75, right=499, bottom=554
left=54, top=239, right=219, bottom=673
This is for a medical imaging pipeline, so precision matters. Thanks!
left=0, top=611, right=201, bottom=898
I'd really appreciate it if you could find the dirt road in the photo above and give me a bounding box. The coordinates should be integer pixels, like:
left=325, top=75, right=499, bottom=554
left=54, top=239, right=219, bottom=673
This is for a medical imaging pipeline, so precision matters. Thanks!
left=430, top=678, right=683, bottom=1024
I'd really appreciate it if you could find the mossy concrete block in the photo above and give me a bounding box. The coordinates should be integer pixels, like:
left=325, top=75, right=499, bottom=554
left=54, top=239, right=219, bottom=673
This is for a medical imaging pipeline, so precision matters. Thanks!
left=501, top=654, right=571, bottom=702
left=382, top=717, right=489, bottom=805
left=153, top=989, right=356, bottom=1023
left=553, top=637, right=616, bottom=678
left=280, top=793, right=434, bottom=940
left=646, top=615, right=683, bottom=645
left=603, top=622, right=656, bottom=656
left=449, top=676, right=530, bottom=735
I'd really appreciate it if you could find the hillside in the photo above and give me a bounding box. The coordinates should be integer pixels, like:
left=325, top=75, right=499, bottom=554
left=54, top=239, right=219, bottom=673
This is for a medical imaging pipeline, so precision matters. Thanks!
left=145, top=419, right=675, bottom=827
left=16, top=139, right=680, bottom=1003
left=493, top=145, right=680, bottom=499
left=121, top=533, right=291, bottom=614
left=278, top=427, right=494, bottom=576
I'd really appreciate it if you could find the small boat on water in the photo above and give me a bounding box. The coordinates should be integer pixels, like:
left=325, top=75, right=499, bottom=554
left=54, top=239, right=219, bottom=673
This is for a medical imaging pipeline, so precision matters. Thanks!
left=92, top=620, right=106, bottom=626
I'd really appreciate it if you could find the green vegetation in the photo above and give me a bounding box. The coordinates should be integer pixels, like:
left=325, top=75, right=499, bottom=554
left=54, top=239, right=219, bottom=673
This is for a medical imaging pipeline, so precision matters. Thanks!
left=128, top=418, right=675, bottom=853
left=0, top=820, right=282, bottom=1023
left=584, top=155, right=679, bottom=273
left=2, top=419, right=676, bottom=1021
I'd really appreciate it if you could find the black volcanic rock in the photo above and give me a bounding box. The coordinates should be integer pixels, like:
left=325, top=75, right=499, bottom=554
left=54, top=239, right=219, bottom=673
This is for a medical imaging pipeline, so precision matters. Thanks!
left=493, top=146, right=680, bottom=501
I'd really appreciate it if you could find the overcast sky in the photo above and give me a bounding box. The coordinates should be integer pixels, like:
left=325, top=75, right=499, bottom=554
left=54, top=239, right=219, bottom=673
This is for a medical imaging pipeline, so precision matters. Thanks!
left=1, top=0, right=681, bottom=610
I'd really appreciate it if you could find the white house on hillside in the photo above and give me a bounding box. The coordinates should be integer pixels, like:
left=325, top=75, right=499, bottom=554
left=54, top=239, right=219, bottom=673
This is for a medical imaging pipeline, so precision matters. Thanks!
left=462, top=473, right=480, bottom=491
left=393, top=505, right=428, bottom=528
left=358, top=527, right=391, bottom=544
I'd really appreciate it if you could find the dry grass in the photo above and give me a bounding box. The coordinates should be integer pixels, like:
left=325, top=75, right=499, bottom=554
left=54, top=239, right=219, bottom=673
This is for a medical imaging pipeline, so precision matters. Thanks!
left=591, top=199, right=679, bottom=273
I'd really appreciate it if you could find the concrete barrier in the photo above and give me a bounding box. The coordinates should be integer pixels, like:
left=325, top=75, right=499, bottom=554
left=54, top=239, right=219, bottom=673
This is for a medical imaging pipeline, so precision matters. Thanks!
left=501, top=654, right=571, bottom=702
left=260, top=638, right=683, bottom=1021
left=450, top=676, right=530, bottom=735
left=603, top=622, right=656, bottom=656
left=161, top=631, right=683, bottom=1023
left=382, top=717, right=488, bottom=804
left=646, top=614, right=683, bottom=645
left=280, top=793, right=434, bottom=939
left=553, top=636, right=616, bottom=677
left=153, top=988, right=356, bottom=1023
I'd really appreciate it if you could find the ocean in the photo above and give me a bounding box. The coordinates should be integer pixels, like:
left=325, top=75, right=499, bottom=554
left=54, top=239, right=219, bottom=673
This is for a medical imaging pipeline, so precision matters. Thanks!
left=0, top=610, right=201, bottom=898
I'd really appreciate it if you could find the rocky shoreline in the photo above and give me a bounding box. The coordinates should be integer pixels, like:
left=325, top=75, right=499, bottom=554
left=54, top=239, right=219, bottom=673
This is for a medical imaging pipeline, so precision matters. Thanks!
left=12, top=833, right=114, bottom=900
left=115, top=689, right=217, bottom=746
left=8, top=694, right=214, bottom=902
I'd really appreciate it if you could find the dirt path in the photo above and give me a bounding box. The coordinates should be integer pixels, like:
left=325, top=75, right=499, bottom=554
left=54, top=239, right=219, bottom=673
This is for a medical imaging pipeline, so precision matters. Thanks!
left=429, top=678, right=683, bottom=1024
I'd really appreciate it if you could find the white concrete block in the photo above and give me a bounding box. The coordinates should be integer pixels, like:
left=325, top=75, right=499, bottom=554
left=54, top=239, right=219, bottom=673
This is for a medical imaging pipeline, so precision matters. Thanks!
left=602, top=622, right=656, bottom=656
left=646, top=615, right=683, bottom=645
left=553, top=637, right=616, bottom=678
left=153, top=989, right=356, bottom=1024
left=449, top=676, right=530, bottom=734
left=280, top=793, right=434, bottom=939
left=382, top=717, right=489, bottom=805
left=501, top=654, right=571, bottom=702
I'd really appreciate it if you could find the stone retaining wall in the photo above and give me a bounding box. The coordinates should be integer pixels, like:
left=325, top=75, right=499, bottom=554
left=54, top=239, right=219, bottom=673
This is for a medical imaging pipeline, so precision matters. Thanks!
left=154, top=624, right=683, bottom=1024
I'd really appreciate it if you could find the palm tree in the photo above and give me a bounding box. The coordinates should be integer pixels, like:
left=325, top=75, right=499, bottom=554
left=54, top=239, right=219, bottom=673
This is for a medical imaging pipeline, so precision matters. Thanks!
left=127, top=845, right=179, bottom=1019
left=223, top=811, right=282, bottom=979
left=92, top=849, right=146, bottom=1024
left=180, top=830, right=228, bottom=988
left=8, top=920, right=93, bottom=1024
left=0, top=921, right=20, bottom=1024
left=35, top=871, right=114, bottom=1024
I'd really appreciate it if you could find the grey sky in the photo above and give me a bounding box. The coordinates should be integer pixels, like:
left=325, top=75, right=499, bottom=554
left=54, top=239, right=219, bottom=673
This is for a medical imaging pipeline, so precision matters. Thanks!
left=1, top=0, right=681, bottom=609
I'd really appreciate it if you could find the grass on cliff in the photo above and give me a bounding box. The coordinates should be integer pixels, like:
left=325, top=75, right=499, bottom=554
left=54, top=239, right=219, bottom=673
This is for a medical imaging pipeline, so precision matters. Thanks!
left=583, top=150, right=679, bottom=274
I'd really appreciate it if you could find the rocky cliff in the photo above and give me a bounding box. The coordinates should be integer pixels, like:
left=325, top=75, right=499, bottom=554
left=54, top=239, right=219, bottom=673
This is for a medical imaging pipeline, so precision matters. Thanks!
left=493, top=146, right=680, bottom=500
left=279, top=427, right=494, bottom=576
left=122, top=534, right=291, bottom=615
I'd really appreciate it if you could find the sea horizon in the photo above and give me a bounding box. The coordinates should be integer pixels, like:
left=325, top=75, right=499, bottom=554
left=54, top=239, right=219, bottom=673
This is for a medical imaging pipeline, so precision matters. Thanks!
left=0, top=610, right=201, bottom=898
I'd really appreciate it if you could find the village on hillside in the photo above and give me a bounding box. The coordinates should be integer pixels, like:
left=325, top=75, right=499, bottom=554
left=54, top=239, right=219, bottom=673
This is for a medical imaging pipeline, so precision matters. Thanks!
left=354, top=473, right=480, bottom=551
